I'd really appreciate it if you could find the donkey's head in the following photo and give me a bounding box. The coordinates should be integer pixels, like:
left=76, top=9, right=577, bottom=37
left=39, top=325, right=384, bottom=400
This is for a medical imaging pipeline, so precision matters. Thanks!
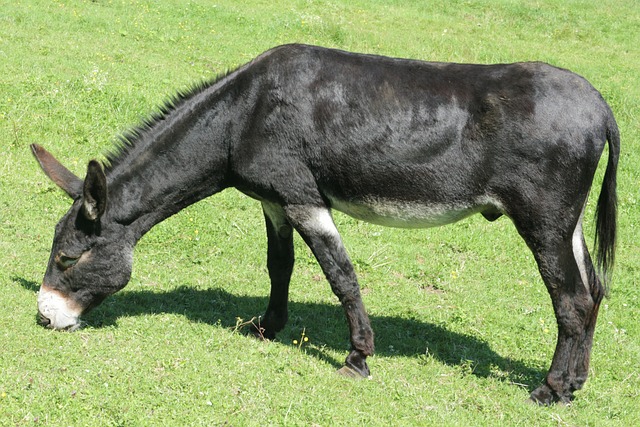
left=31, top=144, right=133, bottom=331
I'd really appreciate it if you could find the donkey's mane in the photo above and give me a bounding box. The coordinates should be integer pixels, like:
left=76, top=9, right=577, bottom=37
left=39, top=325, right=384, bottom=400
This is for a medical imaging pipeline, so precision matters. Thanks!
left=103, top=68, right=236, bottom=173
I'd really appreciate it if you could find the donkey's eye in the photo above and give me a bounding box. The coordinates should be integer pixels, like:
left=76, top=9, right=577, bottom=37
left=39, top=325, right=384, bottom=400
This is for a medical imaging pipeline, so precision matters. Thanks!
left=55, top=252, right=80, bottom=270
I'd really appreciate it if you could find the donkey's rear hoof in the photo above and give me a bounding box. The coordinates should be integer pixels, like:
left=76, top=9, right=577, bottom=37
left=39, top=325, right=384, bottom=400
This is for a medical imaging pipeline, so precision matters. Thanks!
left=529, top=384, right=573, bottom=406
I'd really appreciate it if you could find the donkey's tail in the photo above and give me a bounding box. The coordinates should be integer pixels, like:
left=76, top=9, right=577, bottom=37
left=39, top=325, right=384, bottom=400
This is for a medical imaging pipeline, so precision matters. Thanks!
left=594, top=111, right=620, bottom=290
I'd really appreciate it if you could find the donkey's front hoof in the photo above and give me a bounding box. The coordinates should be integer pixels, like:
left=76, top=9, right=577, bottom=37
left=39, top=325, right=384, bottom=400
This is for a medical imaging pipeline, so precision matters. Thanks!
left=336, top=365, right=371, bottom=379
left=250, top=323, right=276, bottom=341
left=338, top=350, right=371, bottom=378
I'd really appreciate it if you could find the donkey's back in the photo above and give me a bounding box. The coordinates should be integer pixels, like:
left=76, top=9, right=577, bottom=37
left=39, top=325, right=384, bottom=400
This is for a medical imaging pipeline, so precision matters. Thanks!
left=233, top=45, right=614, bottom=233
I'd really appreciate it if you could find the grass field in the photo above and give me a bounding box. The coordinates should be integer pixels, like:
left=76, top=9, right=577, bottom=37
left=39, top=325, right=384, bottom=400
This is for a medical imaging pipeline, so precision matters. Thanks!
left=1, top=0, right=639, bottom=425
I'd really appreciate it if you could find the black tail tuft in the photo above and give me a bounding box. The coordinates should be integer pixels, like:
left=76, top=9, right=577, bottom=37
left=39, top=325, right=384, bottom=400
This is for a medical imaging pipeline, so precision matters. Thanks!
left=594, top=114, right=619, bottom=291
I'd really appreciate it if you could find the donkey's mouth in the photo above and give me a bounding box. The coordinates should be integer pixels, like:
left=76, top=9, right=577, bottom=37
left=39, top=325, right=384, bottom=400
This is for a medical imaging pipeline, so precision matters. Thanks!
left=38, top=311, right=51, bottom=327
left=37, top=285, right=83, bottom=331
left=37, top=310, right=83, bottom=332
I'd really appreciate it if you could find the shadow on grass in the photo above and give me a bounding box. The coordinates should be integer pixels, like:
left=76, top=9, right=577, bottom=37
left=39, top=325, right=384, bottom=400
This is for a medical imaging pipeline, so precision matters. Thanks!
left=13, top=276, right=40, bottom=293
left=15, top=278, right=545, bottom=390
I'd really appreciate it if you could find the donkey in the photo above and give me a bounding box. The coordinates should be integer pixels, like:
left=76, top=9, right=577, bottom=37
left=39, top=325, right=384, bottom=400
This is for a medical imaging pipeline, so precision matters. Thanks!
left=32, top=44, right=618, bottom=405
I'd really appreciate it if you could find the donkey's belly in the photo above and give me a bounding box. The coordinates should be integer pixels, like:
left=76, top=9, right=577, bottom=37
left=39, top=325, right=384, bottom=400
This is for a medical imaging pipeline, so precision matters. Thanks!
left=327, top=195, right=499, bottom=229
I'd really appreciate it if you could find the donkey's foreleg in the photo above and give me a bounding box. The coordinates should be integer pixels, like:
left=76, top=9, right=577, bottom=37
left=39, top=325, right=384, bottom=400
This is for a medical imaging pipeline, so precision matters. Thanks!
left=285, top=205, right=374, bottom=377
left=257, top=202, right=295, bottom=340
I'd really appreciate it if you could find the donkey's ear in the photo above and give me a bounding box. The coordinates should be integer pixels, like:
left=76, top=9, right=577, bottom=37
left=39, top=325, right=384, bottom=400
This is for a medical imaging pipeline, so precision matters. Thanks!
left=82, top=160, right=108, bottom=222
left=31, top=144, right=83, bottom=199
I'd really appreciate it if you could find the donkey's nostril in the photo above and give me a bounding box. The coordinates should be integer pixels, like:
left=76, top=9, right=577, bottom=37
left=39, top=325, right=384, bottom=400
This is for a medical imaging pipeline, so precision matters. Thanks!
left=38, top=311, right=51, bottom=327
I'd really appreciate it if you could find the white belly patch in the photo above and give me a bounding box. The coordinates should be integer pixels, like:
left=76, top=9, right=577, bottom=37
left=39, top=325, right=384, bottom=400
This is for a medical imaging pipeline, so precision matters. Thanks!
left=327, top=195, right=502, bottom=229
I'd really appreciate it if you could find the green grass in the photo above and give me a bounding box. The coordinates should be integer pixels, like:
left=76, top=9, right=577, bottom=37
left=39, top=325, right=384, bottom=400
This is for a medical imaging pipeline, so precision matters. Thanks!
left=1, top=0, right=639, bottom=425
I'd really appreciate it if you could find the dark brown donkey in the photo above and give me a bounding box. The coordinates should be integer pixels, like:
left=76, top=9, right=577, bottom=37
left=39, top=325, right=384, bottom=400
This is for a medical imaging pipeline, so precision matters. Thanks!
left=32, top=44, right=618, bottom=405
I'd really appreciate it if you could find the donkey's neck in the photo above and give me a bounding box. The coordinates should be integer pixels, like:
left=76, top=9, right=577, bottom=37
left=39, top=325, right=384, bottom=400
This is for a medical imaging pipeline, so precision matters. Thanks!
left=104, top=75, right=245, bottom=240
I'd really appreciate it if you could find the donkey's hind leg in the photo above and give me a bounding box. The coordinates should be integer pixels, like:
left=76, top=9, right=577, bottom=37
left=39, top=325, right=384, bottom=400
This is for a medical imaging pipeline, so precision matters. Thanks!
left=516, top=213, right=604, bottom=405
left=284, top=204, right=374, bottom=377
left=257, top=202, right=295, bottom=340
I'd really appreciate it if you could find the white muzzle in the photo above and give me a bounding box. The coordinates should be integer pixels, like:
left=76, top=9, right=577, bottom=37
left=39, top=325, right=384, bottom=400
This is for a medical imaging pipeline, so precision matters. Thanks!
left=37, top=285, right=82, bottom=331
